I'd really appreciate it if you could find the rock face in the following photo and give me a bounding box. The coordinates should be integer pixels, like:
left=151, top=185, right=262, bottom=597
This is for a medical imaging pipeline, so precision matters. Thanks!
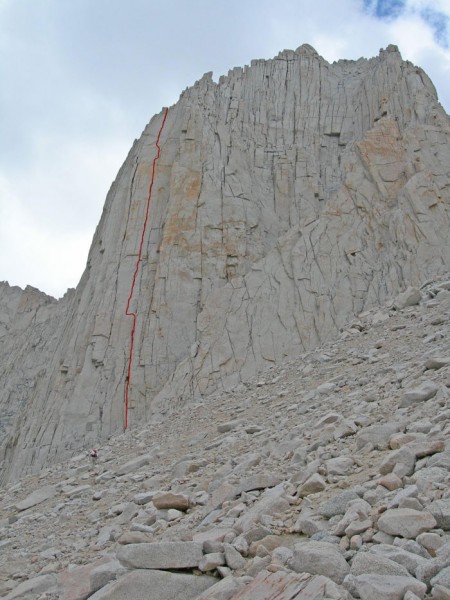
left=0, top=274, right=449, bottom=599
left=1, top=43, right=450, bottom=482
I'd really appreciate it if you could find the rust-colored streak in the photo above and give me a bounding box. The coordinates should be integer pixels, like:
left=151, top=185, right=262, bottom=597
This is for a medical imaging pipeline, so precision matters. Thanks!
left=124, top=108, right=169, bottom=430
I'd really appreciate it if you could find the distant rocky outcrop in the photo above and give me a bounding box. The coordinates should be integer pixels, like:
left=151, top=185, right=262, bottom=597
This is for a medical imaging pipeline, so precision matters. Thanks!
left=1, top=44, right=450, bottom=483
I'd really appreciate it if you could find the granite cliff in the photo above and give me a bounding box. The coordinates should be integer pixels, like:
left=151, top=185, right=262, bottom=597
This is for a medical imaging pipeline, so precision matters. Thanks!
left=1, top=44, right=450, bottom=483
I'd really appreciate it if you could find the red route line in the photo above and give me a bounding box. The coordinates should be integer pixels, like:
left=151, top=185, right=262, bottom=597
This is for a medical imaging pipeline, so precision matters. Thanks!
left=124, top=107, right=169, bottom=430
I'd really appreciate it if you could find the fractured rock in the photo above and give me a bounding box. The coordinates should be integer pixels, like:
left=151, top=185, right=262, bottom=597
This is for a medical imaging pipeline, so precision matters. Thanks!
left=400, top=381, right=439, bottom=408
left=350, top=551, right=410, bottom=577
left=228, top=569, right=351, bottom=599
left=88, top=569, right=216, bottom=600
left=352, top=574, right=426, bottom=600
left=289, top=541, right=350, bottom=584
left=2, top=44, right=450, bottom=485
left=394, top=287, right=421, bottom=309
left=2, top=575, right=57, bottom=600
left=377, top=509, right=437, bottom=539
left=297, top=473, right=326, bottom=497
left=15, top=485, right=56, bottom=511
left=428, top=500, right=450, bottom=531
left=116, top=541, right=203, bottom=569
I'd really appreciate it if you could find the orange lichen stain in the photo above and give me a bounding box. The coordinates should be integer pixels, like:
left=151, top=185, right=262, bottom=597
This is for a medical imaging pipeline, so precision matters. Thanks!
left=171, top=168, right=202, bottom=201
left=186, top=172, right=202, bottom=200
left=358, top=119, right=404, bottom=161
left=357, top=119, right=408, bottom=201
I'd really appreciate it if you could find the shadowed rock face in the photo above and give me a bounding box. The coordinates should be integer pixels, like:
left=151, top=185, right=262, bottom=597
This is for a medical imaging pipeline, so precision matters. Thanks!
left=1, top=44, right=449, bottom=483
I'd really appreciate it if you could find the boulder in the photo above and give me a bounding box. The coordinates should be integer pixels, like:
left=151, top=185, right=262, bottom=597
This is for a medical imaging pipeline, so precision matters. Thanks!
left=377, top=509, right=437, bottom=539
left=14, top=486, right=56, bottom=512
left=428, top=500, right=450, bottom=531
left=223, top=569, right=351, bottom=599
left=117, top=542, right=203, bottom=570
left=87, top=569, right=215, bottom=600
left=400, top=381, right=439, bottom=408
left=350, top=551, right=410, bottom=577
left=352, top=574, right=426, bottom=600
left=319, top=491, right=361, bottom=518
left=289, top=541, right=350, bottom=584
left=152, top=492, right=190, bottom=511
left=2, top=575, right=57, bottom=599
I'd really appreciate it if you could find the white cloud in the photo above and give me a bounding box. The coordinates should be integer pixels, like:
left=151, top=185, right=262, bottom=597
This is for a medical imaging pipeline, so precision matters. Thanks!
left=0, top=133, right=129, bottom=298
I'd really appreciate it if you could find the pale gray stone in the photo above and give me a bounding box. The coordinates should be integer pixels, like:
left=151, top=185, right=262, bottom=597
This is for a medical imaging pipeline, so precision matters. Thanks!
left=404, top=591, right=424, bottom=600
left=319, top=491, right=361, bottom=518
left=317, top=382, right=337, bottom=395
left=244, top=555, right=271, bottom=577
left=356, top=423, right=404, bottom=450
left=295, top=513, right=329, bottom=536
left=431, top=585, right=450, bottom=600
left=225, top=569, right=352, bottom=599
left=394, top=287, right=421, bottom=309
left=399, top=497, right=424, bottom=511
left=417, top=532, right=444, bottom=555
left=115, top=454, right=153, bottom=476
left=413, top=467, right=449, bottom=493
left=117, top=541, right=203, bottom=569
left=223, top=544, right=246, bottom=570
left=242, top=525, right=272, bottom=545
left=196, top=575, right=249, bottom=600
left=326, top=457, right=354, bottom=476
left=133, top=492, right=155, bottom=505
left=298, top=473, right=326, bottom=496
left=388, top=485, right=419, bottom=509
left=378, top=508, right=437, bottom=538
left=234, top=485, right=290, bottom=533
left=193, top=528, right=235, bottom=545
left=350, top=551, right=410, bottom=577
left=14, top=486, right=56, bottom=511
left=236, top=473, right=282, bottom=493
left=334, top=500, right=371, bottom=536
left=353, top=574, right=426, bottom=600
left=289, top=541, right=350, bottom=584
left=411, top=440, right=445, bottom=459
left=392, top=538, right=431, bottom=558
left=88, top=569, right=215, bottom=600
left=425, top=357, right=450, bottom=370
left=379, top=447, right=416, bottom=476
left=90, top=560, right=127, bottom=593
left=369, top=544, right=429, bottom=575
left=3, top=575, right=57, bottom=599
left=372, top=531, right=395, bottom=544
left=431, top=567, right=450, bottom=588
left=217, top=419, right=245, bottom=433
left=172, top=459, right=206, bottom=479
left=199, top=552, right=225, bottom=572
left=416, top=560, right=447, bottom=587
left=316, top=411, right=342, bottom=426
left=400, top=381, right=439, bottom=408
left=272, top=546, right=294, bottom=565
left=428, top=500, right=450, bottom=530
left=345, top=518, right=372, bottom=538
left=63, top=484, right=91, bottom=498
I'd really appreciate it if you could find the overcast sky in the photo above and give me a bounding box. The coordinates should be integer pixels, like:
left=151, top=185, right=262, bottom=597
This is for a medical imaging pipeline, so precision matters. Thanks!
left=1, top=0, right=449, bottom=298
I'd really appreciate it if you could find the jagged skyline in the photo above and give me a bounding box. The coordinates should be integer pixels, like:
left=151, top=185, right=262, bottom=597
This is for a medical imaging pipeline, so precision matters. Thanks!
left=1, top=0, right=449, bottom=298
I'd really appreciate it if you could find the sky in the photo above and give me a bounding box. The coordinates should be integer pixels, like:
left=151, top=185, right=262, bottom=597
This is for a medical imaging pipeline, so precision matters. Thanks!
left=1, top=0, right=449, bottom=298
